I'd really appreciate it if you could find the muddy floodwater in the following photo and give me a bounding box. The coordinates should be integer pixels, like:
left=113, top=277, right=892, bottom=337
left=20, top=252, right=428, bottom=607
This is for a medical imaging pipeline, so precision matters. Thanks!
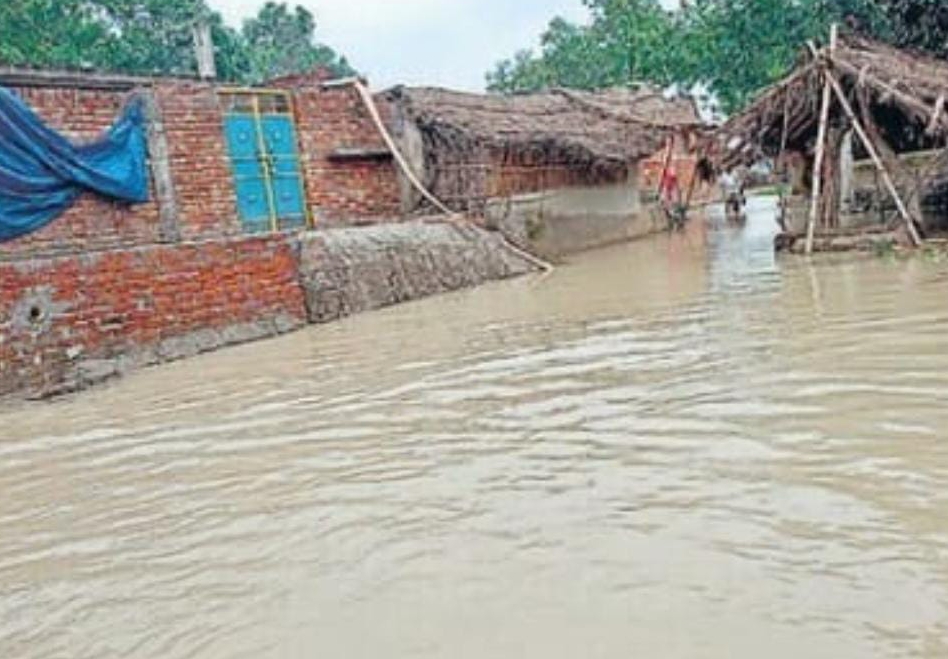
left=2, top=197, right=948, bottom=658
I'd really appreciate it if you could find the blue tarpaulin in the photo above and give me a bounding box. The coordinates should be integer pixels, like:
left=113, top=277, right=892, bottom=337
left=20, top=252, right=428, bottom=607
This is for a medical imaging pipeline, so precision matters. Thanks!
left=0, top=86, right=149, bottom=242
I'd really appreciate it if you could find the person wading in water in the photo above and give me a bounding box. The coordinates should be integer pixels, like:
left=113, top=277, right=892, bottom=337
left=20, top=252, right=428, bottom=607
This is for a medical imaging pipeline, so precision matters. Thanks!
left=720, top=169, right=746, bottom=224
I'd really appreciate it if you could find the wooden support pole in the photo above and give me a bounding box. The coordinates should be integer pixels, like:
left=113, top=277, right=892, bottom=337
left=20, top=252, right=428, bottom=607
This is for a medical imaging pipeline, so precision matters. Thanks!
left=805, top=28, right=838, bottom=254
left=857, top=88, right=924, bottom=228
left=822, top=126, right=844, bottom=229
left=806, top=64, right=833, bottom=254
left=683, top=154, right=701, bottom=211
left=657, top=136, right=675, bottom=195
left=823, top=69, right=923, bottom=246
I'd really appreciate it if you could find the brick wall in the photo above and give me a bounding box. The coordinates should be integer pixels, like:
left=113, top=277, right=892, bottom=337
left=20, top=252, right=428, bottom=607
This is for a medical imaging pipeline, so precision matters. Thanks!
left=283, top=81, right=402, bottom=225
left=155, top=81, right=243, bottom=240
left=428, top=147, right=630, bottom=211
left=0, top=76, right=403, bottom=262
left=640, top=134, right=715, bottom=203
left=0, top=235, right=307, bottom=398
left=0, top=86, right=164, bottom=259
left=491, top=152, right=626, bottom=198
left=0, top=81, right=248, bottom=259
left=0, top=71, right=417, bottom=399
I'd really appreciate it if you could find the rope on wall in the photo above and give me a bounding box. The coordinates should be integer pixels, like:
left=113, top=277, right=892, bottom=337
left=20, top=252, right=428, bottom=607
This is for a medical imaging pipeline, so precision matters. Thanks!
left=353, top=80, right=454, bottom=215
left=351, top=80, right=554, bottom=273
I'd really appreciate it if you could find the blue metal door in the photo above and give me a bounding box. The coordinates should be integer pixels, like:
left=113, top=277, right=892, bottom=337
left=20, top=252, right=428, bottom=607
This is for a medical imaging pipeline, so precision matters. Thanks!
left=222, top=92, right=307, bottom=233
left=261, top=115, right=306, bottom=229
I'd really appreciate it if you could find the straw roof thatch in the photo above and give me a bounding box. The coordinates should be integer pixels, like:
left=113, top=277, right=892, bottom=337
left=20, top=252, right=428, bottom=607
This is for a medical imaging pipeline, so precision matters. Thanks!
left=384, top=85, right=703, bottom=168
left=708, top=35, right=948, bottom=170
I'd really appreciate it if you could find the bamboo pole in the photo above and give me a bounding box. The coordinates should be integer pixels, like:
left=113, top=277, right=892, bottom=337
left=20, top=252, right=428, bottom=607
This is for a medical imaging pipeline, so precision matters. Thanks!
left=683, top=153, right=701, bottom=212
left=804, top=27, right=840, bottom=253
left=806, top=54, right=834, bottom=253
left=854, top=83, right=927, bottom=229
left=822, top=69, right=923, bottom=246
left=657, top=136, right=675, bottom=195
left=352, top=81, right=455, bottom=216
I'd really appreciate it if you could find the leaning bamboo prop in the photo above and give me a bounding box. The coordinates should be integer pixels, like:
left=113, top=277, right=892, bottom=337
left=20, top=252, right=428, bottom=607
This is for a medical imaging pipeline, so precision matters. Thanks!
left=855, top=84, right=924, bottom=227
left=805, top=30, right=922, bottom=251
left=820, top=68, right=923, bottom=246
left=351, top=81, right=555, bottom=273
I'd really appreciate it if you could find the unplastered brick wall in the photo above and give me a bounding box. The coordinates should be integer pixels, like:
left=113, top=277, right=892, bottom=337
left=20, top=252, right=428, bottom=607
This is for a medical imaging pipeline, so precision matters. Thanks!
left=0, top=81, right=245, bottom=259
left=641, top=144, right=708, bottom=203
left=0, top=235, right=307, bottom=398
left=0, top=86, right=164, bottom=259
left=0, top=75, right=406, bottom=259
left=491, top=150, right=627, bottom=198
left=154, top=81, right=242, bottom=240
left=0, top=72, right=423, bottom=398
left=283, top=80, right=402, bottom=225
left=429, top=147, right=629, bottom=210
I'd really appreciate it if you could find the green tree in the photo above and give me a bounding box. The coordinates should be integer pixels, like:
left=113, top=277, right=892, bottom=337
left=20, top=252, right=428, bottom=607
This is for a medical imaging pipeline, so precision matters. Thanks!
left=241, top=2, right=354, bottom=83
left=679, top=0, right=887, bottom=112
left=487, top=18, right=610, bottom=92
left=487, top=0, right=680, bottom=93
left=486, top=0, right=948, bottom=113
left=0, top=1, right=112, bottom=69
left=88, top=0, right=217, bottom=76
left=0, top=0, right=354, bottom=83
left=585, top=0, right=683, bottom=86
left=873, top=0, right=948, bottom=57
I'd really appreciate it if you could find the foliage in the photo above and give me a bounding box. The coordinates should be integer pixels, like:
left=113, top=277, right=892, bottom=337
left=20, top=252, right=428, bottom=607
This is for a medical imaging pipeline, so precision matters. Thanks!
left=680, top=0, right=883, bottom=112
left=487, top=0, right=682, bottom=93
left=241, top=2, right=354, bottom=83
left=0, top=0, right=354, bottom=83
left=486, top=19, right=601, bottom=92
left=0, top=1, right=111, bottom=70
left=874, top=0, right=948, bottom=58
left=487, top=0, right=948, bottom=114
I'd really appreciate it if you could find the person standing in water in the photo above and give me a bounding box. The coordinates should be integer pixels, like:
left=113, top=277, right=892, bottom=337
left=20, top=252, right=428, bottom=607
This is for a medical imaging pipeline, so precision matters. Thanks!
left=719, top=170, right=746, bottom=222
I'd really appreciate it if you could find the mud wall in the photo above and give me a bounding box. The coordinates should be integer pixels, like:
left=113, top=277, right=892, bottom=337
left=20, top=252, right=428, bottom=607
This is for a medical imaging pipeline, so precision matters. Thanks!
left=297, top=222, right=536, bottom=323
left=484, top=175, right=661, bottom=259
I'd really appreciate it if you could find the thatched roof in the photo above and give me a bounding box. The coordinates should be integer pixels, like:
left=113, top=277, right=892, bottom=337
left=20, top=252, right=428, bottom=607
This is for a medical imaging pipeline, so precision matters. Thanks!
left=384, top=85, right=703, bottom=168
left=709, top=35, right=948, bottom=170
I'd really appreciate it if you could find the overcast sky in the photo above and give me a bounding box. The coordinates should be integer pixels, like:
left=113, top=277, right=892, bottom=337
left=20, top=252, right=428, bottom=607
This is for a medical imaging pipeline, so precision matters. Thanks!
left=208, top=0, right=592, bottom=91
left=210, top=0, right=682, bottom=91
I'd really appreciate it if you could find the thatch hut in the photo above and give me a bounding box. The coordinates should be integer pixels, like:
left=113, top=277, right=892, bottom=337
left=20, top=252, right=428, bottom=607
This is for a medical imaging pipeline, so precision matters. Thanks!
left=705, top=30, right=948, bottom=252
left=380, top=85, right=703, bottom=256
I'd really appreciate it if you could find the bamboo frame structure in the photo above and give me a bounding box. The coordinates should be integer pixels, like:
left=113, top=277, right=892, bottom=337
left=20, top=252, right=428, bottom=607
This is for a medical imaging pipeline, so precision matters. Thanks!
left=705, top=27, right=948, bottom=251
left=823, top=68, right=922, bottom=246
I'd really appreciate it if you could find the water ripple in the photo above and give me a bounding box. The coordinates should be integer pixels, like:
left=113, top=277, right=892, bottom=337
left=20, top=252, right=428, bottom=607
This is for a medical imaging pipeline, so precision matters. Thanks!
left=2, top=201, right=948, bottom=658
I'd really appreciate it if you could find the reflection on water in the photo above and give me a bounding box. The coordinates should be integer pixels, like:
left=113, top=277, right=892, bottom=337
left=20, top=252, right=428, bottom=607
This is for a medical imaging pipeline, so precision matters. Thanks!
left=2, top=197, right=948, bottom=659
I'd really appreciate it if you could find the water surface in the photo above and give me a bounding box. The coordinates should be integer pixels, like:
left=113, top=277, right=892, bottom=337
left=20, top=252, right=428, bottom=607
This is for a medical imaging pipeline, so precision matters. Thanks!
left=3, top=198, right=948, bottom=658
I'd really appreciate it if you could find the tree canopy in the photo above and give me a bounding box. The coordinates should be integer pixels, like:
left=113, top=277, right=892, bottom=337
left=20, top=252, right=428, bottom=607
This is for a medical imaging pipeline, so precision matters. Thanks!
left=0, top=0, right=355, bottom=83
left=487, top=0, right=948, bottom=114
left=242, top=2, right=353, bottom=83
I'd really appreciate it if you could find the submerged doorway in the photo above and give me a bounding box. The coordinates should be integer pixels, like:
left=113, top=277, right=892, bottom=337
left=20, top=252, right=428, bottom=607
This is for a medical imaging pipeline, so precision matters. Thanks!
left=220, top=90, right=308, bottom=233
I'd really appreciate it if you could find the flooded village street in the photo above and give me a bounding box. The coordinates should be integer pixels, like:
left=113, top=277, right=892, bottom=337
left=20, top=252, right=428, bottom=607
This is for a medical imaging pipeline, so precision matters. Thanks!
left=3, top=199, right=948, bottom=658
